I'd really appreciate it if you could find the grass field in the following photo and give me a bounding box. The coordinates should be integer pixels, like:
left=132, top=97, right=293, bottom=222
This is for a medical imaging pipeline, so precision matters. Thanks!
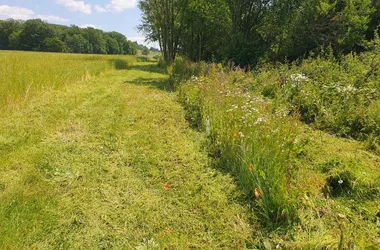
left=0, top=51, right=136, bottom=110
left=0, top=51, right=379, bottom=249
left=0, top=52, right=252, bottom=249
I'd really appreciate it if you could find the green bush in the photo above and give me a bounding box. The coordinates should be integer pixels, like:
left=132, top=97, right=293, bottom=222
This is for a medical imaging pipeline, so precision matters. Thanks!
left=250, top=44, right=380, bottom=142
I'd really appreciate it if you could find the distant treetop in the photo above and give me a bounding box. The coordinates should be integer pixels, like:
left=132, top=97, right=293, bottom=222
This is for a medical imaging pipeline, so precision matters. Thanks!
left=0, top=18, right=139, bottom=55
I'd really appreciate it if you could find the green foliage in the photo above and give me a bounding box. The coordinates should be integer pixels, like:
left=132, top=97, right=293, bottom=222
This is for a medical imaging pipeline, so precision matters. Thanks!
left=142, top=47, right=150, bottom=55
left=180, top=0, right=231, bottom=61
left=0, top=19, right=23, bottom=49
left=65, top=34, right=92, bottom=53
left=139, top=0, right=378, bottom=66
left=126, top=41, right=138, bottom=55
left=19, top=19, right=55, bottom=51
left=104, top=35, right=120, bottom=54
left=42, top=37, right=67, bottom=52
left=138, top=0, right=189, bottom=64
left=0, top=19, right=141, bottom=55
left=248, top=45, right=380, bottom=143
left=84, top=27, right=107, bottom=54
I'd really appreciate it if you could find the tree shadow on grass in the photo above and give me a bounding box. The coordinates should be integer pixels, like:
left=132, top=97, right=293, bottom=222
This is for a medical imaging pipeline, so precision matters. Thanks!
left=108, top=59, right=130, bottom=70
left=125, top=77, right=174, bottom=92
left=128, top=64, right=167, bottom=75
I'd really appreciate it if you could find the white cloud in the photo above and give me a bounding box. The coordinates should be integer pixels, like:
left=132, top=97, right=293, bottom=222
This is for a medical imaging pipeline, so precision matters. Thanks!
left=0, top=5, right=35, bottom=20
left=95, top=0, right=136, bottom=13
left=95, top=5, right=107, bottom=13
left=56, top=0, right=91, bottom=15
left=0, top=5, right=69, bottom=23
left=36, top=15, right=69, bottom=23
left=106, top=0, right=137, bottom=12
left=129, top=36, right=145, bottom=44
left=128, top=36, right=159, bottom=49
left=79, top=24, right=97, bottom=28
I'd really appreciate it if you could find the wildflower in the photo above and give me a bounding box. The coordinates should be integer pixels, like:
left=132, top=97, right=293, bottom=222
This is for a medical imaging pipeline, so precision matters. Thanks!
left=254, top=117, right=266, bottom=125
left=190, top=75, right=199, bottom=82
left=338, top=179, right=343, bottom=184
left=290, top=73, right=308, bottom=82
left=249, top=164, right=254, bottom=172
left=164, top=183, right=171, bottom=190
left=254, top=188, right=262, bottom=200
left=232, top=130, right=244, bottom=139
left=232, top=130, right=240, bottom=139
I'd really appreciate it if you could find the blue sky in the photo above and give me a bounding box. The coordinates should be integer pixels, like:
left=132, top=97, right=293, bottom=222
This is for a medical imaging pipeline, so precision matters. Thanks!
left=0, top=0, right=157, bottom=47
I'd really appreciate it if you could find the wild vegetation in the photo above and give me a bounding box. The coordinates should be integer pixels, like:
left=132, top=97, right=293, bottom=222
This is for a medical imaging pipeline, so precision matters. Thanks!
left=172, top=46, right=380, bottom=248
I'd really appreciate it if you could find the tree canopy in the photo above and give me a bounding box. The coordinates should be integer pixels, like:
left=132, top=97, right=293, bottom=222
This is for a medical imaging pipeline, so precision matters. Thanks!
left=0, top=19, right=139, bottom=55
left=139, top=0, right=380, bottom=65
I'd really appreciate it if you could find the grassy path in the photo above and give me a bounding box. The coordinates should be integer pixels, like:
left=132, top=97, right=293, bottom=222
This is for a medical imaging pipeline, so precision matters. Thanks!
left=0, top=62, right=252, bottom=249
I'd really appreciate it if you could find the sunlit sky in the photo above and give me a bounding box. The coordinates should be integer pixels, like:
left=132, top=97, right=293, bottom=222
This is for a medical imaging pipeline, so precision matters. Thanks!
left=0, top=0, right=157, bottom=48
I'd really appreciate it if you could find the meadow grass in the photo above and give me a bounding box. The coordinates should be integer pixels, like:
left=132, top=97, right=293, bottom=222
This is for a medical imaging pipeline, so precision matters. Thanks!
left=0, top=51, right=136, bottom=109
left=1, top=50, right=379, bottom=249
left=0, top=58, right=252, bottom=248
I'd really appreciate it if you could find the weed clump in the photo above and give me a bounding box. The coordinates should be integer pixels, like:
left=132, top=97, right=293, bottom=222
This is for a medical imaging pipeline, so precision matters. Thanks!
left=177, top=63, right=299, bottom=227
left=324, top=170, right=356, bottom=197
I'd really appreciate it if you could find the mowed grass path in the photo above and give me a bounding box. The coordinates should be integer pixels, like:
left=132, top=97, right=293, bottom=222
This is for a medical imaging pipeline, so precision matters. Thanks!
left=0, top=62, right=251, bottom=249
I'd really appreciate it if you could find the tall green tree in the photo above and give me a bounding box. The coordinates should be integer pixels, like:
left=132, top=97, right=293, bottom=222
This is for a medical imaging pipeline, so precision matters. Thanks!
left=139, top=0, right=190, bottom=64
left=367, top=0, right=380, bottom=39
left=18, top=19, right=55, bottom=51
left=65, top=34, right=92, bottom=53
left=226, top=0, right=272, bottom=65
left=104, top=34, right=120, bottom=54
left=180, top=0, right=231, bottom=61
left=42, top=37, right=67, bottom=52
left=83, top=27, right=107, bottom=54
left=0, top=19, right=23, bottom=49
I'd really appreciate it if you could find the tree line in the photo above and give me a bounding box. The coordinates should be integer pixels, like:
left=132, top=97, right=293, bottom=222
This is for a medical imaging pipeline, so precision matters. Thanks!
left=139, top=0, right=380, bottom=65
left=0, top=19, right=143, bottom=55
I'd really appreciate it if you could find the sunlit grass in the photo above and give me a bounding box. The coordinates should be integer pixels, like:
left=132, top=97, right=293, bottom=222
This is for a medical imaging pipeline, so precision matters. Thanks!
left=0, top=60, right=252, bottom=248
left=0, top=51, right=136, bottom=109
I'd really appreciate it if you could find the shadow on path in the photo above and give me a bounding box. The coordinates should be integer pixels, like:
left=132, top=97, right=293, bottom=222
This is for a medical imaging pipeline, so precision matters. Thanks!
left=125, top=77, right=174, bottom=92
left=126, top=63, right=174, bottom=92
left=128, top=63, right=167, bottom=74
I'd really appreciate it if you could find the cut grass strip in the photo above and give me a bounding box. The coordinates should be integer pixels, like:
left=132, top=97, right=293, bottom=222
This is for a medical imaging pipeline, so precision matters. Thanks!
left=0, top=62, right=252, bottom=249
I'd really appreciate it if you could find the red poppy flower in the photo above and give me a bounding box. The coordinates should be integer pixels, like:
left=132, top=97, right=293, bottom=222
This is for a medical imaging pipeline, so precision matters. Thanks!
left=164, top=183, right=171, bottom=190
